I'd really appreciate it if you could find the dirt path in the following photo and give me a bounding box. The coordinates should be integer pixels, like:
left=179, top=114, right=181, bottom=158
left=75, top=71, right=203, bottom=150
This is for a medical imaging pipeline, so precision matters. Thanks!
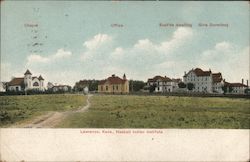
left=14, top=94, right=93, bottom=128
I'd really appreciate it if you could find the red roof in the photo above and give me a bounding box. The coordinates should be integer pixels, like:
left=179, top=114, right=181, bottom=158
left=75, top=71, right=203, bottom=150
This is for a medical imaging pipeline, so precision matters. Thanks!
left=8, top=78, right=24, bottom=86
left=99, top=75, right=127, bottom=85
left=99, top=80, right=107, bottom=85
left=212, top=73, right=223, bottom=83
left=184, top=68, right=211, bottom=77
left=24, top=69, right=32, bottom=75
left=229, top=83, right=248, bottom=87
left=148, top=76, right=172, bottom=82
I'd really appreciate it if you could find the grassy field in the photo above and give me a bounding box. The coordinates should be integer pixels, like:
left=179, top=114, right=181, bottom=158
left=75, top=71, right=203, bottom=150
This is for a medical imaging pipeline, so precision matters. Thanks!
left=58, top=95, right=250, bottom=128
left=0, top=94, right=86, bottom=127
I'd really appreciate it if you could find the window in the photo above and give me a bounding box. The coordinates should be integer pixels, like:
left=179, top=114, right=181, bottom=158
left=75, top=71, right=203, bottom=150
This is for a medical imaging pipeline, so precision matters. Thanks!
left=113, top=85, right=115, bottom=90
left=101, top=86, right=103, bottom=91
left=33, top=82, right=39, bottom=86
left=116, top=85, right=118, bottom=90
left=106, top=86, right=108, bottom=91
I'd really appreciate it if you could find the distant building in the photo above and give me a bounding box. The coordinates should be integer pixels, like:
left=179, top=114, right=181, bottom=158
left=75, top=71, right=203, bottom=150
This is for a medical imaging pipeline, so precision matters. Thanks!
left=98, top=74, right=129, bottom=94
left=147, top=75, right=181, bottom=92
left=47, top=82, right=71, bottom=92
left=183, top=68, right=225, bottom=93
left=74, top=80, right=92, bottom=93
left=51, top=85, right=71, bottom=92
left=226, top=79, right=249, bottom=94
left=212, top=73, right=224, bottom=93
left=7, top=69, right=45, bottom=92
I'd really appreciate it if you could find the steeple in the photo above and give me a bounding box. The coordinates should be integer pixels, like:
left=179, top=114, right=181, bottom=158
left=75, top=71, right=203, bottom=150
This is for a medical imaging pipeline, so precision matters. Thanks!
left=38, top=75, right=44, bottom=80
left=24, top=69, right=32, bottom=75
left=123, top=73, right=126, bottom=80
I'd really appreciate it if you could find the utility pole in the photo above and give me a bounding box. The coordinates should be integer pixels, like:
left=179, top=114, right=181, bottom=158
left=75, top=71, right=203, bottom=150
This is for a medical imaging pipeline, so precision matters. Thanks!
left=131, top=79, right=133, bottom=93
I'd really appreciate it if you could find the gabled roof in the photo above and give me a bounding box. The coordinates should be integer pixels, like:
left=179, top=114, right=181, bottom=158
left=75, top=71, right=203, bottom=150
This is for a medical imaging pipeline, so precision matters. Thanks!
left=224, top=81, right=248, bottom=87
left=147, top=76, right=172, bottom=82
left=212, top=73, right=223, bottom=83
left=99, top=75, right=127, bottom=85
left=38, top=75, right=44, bottom=80
left=8, top=77, right=24, bottom=86
left=52, top=85, right=71, bottom=88
left=24, top=69, right=32, bottom=75
left=99, top=80, right=107, bottom=85
left=172, top=78, right=182, bottom=83
left=184, top=68, right=212, bottom=77
left=229, top=83, right=248, bottom=87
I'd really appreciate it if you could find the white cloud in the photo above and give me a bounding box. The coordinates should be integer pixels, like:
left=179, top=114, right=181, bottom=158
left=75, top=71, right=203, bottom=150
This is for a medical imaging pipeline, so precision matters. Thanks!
left=53, top=49, right=72, bottom=59
left=27, top=48, right=72, bottom=65
left=80, top=28, right=194, bottom=80
left=83, top=34, right=112, bottom=50
left=132, top=27, right=193, bottom=55
left=27, top=54, right=50, bottom=64
left=159, top=27, right=193, bottom=53
left=200, top=42, right=249, bottom=82
left=81, top=34, right=113, bottom=61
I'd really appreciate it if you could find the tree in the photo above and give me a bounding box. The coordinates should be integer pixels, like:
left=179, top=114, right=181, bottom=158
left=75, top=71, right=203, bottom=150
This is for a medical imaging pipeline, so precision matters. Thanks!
left=149, top=84, right=156, bottom=93
left=178, top=82, right=186, bottom=88
left=222, top=85, right=233, bottom=94
left=222, top=86, right=227, bottom=94
left=129, top=80, right=146, bottom=92
left=89, top=80, right=99, bottom=91
left=187, top=83, right=194, bottom=91
left=244, top=88, right=250, bottom=94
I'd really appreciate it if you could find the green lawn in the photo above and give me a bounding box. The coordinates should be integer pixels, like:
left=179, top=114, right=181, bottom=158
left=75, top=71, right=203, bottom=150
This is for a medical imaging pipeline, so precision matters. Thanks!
left=0, top=94, right=86, bottom=127
left=58, top=95, right=250, bottom=128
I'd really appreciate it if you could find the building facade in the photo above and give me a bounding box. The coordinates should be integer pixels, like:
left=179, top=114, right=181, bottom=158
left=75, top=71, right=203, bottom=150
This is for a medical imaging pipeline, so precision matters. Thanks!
left=98, top=74, right=129, bottom=94
left=147, top=76, right=181, bottom=93
left=183, top=68, right=225, bottom=93
left=212, top=73, right=224, bottom=94
left=7, top=70, right=45, bottom=92
left=230, top=83, right=248, bottom=94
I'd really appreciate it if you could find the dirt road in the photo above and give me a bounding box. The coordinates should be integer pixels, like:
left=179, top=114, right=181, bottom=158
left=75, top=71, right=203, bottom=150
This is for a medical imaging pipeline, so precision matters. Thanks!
left=14, top=94, right=93, bottom=128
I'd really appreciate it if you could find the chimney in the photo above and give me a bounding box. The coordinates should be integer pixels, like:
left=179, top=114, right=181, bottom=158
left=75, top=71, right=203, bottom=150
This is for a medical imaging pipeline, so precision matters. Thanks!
left=242, top=78, right=244, bottom=84
left=247, top=80, right=248, bottom=87
left=112, top=74, right=115, bottom=77
left=184, top=71, right=186, bottom=75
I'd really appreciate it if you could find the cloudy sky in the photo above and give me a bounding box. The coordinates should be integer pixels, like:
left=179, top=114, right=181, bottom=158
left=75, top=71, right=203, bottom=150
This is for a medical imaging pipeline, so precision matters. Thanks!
left=1, top=1, right=249, bottom=86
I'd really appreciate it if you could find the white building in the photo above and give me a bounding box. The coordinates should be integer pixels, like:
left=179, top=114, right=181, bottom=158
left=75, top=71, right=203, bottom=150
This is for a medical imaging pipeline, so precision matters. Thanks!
left=147, top=75, right=181, bottom=92
left=7, top=69, right=45, bottom=92
left=183, top=68, right=224, bottom=94
left=212, top=73, right=224, bottom=94
left=230, top=83, right=248, bottom=94
left=51, top=85, right=71, bottom=92
left=225, top=80, right=249, bottom=94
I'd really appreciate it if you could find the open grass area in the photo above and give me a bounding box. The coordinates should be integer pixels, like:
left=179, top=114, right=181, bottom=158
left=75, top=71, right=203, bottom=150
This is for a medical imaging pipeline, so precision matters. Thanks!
left=58, top=95, right=250, bottom=128
left=0, top=94, right=86, bottom=127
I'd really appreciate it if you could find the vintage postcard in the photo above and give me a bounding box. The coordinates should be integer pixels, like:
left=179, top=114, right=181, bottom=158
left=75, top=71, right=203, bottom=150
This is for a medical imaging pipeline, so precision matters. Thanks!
left=0, top=1, right=249, bottom=161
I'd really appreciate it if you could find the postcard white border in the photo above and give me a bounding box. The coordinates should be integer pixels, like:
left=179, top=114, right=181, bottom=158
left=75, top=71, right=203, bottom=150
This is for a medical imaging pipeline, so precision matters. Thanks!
left=0, top=129, right=249, bottom=162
